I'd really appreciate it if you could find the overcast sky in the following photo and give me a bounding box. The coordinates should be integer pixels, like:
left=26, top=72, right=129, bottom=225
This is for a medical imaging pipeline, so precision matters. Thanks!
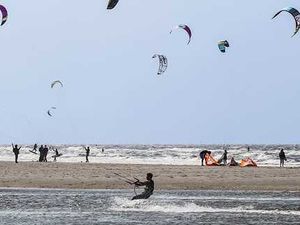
left=0, top=0, right=300, bottom=144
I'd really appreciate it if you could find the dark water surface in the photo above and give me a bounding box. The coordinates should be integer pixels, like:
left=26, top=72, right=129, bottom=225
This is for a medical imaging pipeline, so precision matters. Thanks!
left=0, top=188, right=299, bottom=224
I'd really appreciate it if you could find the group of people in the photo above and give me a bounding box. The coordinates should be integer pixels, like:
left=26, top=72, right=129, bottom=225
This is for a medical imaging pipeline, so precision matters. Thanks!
left=199, top=148, right=288, bottom=167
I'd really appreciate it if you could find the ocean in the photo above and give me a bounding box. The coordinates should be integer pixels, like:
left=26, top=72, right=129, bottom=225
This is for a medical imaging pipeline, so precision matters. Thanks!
left=0, top=188, right=299, bottom=225
left=1, top=144, right=300, bottom=167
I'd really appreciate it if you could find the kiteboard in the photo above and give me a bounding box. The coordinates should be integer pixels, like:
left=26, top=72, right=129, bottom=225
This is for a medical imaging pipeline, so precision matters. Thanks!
left=29, top=150, right=38, bottom=154
left=52, top=153, right=63, bottom=158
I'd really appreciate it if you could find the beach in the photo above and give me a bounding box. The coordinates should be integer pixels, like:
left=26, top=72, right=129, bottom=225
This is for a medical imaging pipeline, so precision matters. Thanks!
left=0, top=161, right=299, bottom=191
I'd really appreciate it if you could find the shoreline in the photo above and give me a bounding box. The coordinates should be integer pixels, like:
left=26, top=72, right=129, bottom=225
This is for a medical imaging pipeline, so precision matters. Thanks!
left=0, top=162, right=299, bottom=191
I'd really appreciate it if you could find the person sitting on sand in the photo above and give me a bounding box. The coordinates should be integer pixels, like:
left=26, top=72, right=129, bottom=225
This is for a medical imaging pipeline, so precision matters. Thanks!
left=279, top=149, right=287, bottom=167
left=132, top=173, right=154, bottom=200
left=228, top=157, right=239, bottom=166
left=12, top=143, right=22, bottom=163
left=199, top=150, right=211, bottom=166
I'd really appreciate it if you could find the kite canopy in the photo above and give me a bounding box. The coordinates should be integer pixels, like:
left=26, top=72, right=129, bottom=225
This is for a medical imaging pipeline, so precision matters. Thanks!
left=0, top=5, right=7, bottom=26
left=47, top=107, right=56, bottom=117
left=51, top=80, right=63, bottom=88
left=272, top=7, right=300, bottom=37
left=107, top=0, right=119, bottom=10
left=204, top=153, right=220, bottom=166
left=240, top=157, right=257, bottom=167
left=170, top=24, right=192, bottom=44
left=218, top=40, right=230, bottom=53
left=152, top=54, right=168, bottom=75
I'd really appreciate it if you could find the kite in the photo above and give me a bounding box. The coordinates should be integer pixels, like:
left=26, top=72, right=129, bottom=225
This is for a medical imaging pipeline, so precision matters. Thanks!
left=170, top=24, right=192, bottom=44
left=47, top=107, right=56, bottom=117
left=152, top=54, right=168, bottom=75
left=218, top=40, right=230, bottom=53
left=107, top=0, right=119, bottom=10
left=0, top=5, right=7, bottom=26
left=51, top=80, right=63, bottom=89
left=272, top=7, right=300, bottom=37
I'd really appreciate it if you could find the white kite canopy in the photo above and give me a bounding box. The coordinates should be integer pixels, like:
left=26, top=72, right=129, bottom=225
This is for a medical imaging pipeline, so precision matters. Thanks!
left=272, top=7, right=300, bottom=37
left=47, top=107, right=56, bottom=117
left=152, top=54, right=168, bottom=75
left=51, top=80, right=63, bottom=88
left=170, top=24, right=192, bottom=44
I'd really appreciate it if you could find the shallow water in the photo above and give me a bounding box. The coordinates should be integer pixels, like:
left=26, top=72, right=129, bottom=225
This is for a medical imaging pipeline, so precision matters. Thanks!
left=1, top=144, right=300, bottom=167
left=0, top=189, right=299, bottom=224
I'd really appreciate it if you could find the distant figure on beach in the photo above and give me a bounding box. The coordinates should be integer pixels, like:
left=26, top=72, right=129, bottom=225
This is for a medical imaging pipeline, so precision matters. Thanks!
left=12, top=143, right=21, bottom=163
left=199, top=150, right=211, bottom=166
left=132, top=173, right=154, bottom=200
left=33, top=143, right=38, bottom=153
left=279, top=149, right=287, bottom=167
left=102, top=148, right=104, bottom=153
left=39, top=145, right=44, bottom=162
left=44, top=145, right=49, bottom=162
left=222, top=149, right=228, bottom=165
left=84, top=146, right=90, bottom=162
left=53, top=149, right=59, bottom=162
left=247, top=146, right=250, bottom=152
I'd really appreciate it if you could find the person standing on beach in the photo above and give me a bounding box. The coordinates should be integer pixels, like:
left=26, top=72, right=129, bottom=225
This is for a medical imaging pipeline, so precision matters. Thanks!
left=12, top=143, right=21, bottom=163
left=53, top=148, right=59, bottom=162
left=247, top=146, right=250, bottom=152
left=199, top=150, right=211, bottom=166
left=132, top=173, right=154, bottom=200
left=84, top=146, right=90, bottom=162
left=279, top=149, right=287, bottom=167
left=32, top=143, right=38, bottom=153
left=38, top=145, right=44, bottom=162
left=43, top=145, right=49, bottom=162
left=222, top=149, right=228, bottom=165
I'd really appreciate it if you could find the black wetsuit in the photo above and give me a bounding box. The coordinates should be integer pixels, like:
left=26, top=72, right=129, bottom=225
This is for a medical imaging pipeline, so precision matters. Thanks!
left=85, top=148, right=90, bottom=162
left=132, top=180, right=154, bottom=200
left=13, top=147, right=20, bottom=163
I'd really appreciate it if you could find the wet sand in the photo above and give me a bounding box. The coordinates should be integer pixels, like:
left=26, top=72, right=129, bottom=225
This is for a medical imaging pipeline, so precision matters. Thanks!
left=0, top=162, right=299, bottom=191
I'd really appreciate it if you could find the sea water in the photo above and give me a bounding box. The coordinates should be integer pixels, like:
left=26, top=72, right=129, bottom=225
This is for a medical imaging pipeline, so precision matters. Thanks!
left=0, top=144, right=299, bottom=167
left=0, top=188, right=299, bottom=225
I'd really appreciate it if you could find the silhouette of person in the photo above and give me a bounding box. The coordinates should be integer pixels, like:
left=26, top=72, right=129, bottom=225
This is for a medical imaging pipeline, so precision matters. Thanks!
left=12, top=143, right=21, bottom=163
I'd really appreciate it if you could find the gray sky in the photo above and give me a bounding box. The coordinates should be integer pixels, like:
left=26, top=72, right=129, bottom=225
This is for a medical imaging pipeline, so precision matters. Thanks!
left=0, top=0, right=300, bottom=144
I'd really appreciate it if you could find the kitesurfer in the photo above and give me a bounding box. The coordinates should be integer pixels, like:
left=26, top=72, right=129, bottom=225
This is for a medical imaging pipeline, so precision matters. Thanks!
left=33, top=143, right=37, bottom=153
left=132, top=173, right=154, bottom=200
left=199, top=150, right=211, bottom=166
left=53, top=149, right=59, bottom=162
left=84, top=146, right=90, bottom=162
left=12, top=143, right=21, bottom=163
left=279, top=149, right=287, bottom=167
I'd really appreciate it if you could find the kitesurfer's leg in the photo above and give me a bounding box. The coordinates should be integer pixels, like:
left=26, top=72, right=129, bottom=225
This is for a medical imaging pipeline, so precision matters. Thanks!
left=14, top=153, right=18, bottom=163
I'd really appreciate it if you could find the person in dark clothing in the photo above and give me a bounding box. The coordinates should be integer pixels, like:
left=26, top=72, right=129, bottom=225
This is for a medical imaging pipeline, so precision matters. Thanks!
left=132, top=173, right=154, bottom=200
left=33, top=143, right=38, bottom=153
left=222, top=149, right=228, bottom=165
left=43, top=145, right=49, bottom=162
left=199, top=150, right=211, bottom=166
left=279, top=149, right=287, bottom=167
left=84, top=147, right=90, bottom=162
left=38, top=145, right=44, bottom=162
left=12, top=143, right=21, bottom=163
left=53, top=149, right=59, bottom=162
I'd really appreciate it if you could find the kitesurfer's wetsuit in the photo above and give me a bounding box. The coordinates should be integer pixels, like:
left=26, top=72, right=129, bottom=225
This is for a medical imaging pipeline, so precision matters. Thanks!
left=132, top=180, right=154, bottom=200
